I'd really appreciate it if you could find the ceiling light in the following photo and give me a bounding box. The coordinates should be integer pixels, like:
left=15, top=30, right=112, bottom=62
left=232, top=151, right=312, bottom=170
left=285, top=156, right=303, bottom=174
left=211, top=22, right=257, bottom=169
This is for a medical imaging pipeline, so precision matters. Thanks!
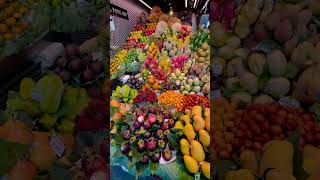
left=139, top=0, right=152, bottom=10
left=193, top=0, right=198, bottom=8
left=185, top=0, right=187, bottom=8
left=169, top=7, right=173, bottom=15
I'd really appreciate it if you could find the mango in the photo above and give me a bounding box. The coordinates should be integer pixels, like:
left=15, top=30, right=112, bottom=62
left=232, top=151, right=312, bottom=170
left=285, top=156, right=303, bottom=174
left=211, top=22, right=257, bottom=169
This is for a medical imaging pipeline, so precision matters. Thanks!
left=303, top=145, right=320, bottom=175
left=180, top=114, right=191, bottom=125
left=30, top=145, right=56, bottom=170
left=193, top=115, right=205, bottom=131
left=174, top=121, right=184, bottom=130
left=204, top=107, right=210, bottom=118
left=239, top=150, right=258, bottom=174
left=266, top=169, right=296, bottom=180
left=259, top=140, right=293, bottom=176
left=190, top=140, right=205, bottom=162
left=183, top=124, right=196, bottom=142
left=225, top=169, right=255, bottom=180
left=191, top=106, right=202, bottom=117
left=205, top=116, right=210, bottom=132
left=199, top=130, right=210, bottom=147
left=183, top=155, right=199, bottom=173
left=201, top=161, right=210, bottom=179
left=32, top=131, right=49, bottom=146
left=180, top=138, right=190, bottom=155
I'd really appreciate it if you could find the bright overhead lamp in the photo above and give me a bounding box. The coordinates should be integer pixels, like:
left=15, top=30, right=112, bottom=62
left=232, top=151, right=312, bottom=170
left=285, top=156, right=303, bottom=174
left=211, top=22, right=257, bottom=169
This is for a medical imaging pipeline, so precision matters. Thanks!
left=139, top=0, right=152, bottom=10
left=185, top=0, right=187, bottom=8
left=193, top=0, right=198, bottom=8
left=169, top=7, right=173, bottom=15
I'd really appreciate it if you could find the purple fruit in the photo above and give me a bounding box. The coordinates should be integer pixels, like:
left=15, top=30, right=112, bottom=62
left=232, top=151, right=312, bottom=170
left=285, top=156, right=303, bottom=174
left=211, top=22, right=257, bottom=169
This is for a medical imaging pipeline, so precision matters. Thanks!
left=156, top=115, right=164, bottom=124
left=129, top=136, right=136, bottom=144
left=146, top=137, right=158, bottom=151
left=81, top=69, right=94, bottom=82
left=167, top=119, right=175, bottom=128
left=144, top=131, right=151, bottom=139
left=149, top=107, right=156, bottom=114
left=158, top=139, right=167, bottom=149
left=137, top=139, right=146, bottom=152
left=151, top=152, right=161, bottom=162
left=140, top=154, right=149, bottom=164
left=123, top=130, right=131, bottom=140
left=133, top=121, right=141, bottom=129
left=164, top=113, right=172, bottom=119
left=162, top=149, right=172, bottom=161
left=121, top=143, right=130, bottom=154
left=161, top=121, right=169, bottom=131
left=140, top=106, right=146, bottom=112
left=143, top=121, right=151, bottom=130
left=154, top=129, right=164, bottom=139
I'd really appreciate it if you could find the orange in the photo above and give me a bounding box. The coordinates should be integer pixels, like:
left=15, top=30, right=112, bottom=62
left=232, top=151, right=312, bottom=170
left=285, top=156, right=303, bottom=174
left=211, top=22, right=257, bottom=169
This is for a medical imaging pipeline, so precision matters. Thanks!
left=145, top=83, right=151, bottom=89
left=152, top=83, right=160, bottom=90
left=110, top=100, right=120, bottom=108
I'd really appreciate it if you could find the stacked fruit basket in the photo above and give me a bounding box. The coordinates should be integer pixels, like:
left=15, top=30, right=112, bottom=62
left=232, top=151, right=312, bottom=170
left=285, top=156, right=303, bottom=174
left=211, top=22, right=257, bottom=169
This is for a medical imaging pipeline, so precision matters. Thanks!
left=109, top=6, right=211, bottom=179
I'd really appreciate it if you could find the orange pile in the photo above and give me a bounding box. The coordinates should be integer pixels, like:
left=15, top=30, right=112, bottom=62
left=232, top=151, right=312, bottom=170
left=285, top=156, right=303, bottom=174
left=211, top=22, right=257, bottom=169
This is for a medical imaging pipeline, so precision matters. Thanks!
left=157, top=91, right=184, bottom=112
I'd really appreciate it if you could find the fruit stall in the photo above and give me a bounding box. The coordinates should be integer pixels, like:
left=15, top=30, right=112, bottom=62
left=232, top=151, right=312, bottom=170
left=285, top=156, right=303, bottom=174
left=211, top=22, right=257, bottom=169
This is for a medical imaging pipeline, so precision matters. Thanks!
left=0, top=2, right=109, bottom=180
left=211, top=0, right=320, bottom=180
left=109, top=4, right=211, bottom=179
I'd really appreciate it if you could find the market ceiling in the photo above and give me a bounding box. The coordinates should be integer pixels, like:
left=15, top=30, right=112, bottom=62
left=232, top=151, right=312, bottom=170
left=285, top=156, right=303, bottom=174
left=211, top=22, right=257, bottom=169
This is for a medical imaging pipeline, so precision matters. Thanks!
left=141, top=0, right=209, bottom=14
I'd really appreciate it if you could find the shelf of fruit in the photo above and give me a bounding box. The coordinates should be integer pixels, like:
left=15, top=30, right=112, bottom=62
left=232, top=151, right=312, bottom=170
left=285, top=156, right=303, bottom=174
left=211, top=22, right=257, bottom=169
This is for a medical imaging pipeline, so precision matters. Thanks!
left=109, top=6, right=211, bottom=179
left=0, top=41, right=108, bottom=179
left=212, top=0, right=320, bottom=179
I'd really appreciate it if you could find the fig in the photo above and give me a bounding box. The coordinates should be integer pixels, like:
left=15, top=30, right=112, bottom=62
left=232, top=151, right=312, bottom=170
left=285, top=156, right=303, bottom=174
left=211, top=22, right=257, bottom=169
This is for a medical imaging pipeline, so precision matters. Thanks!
left=164, top=129, right=171, bottom=138
left=161, top=121, right=170, bottom=130
left=121, top=143, right=130, bottom=154
left=164, top=113, right=172, bottom=119
left=137, top=139, right=146, bottom=152
left=81, top=69, right=94, bottom=82
left=133, top=121, right=141, bottom=129
left=123, top=130, right=131, bottom=140
left=146, top=137, right=158, bottom=151
left=144, top=131, right=151, bottom=139
left=129, top=136, right=136, bottom=144
left=156, top=115, right=164, bottom=124
left=151, top=152, right=161, bottom=162
left=158, top=139, right=167, bottom=149
left=162, top=149, right=173, bottom=161
left=149, top=107, right=156, bottom=114
left=167, top=119, right=175, bottom=128
left=140, top=154, right=149, bottom=164
left=143, top=121, right=151, bottom=130
left=154, top=129, right=164, bottom=139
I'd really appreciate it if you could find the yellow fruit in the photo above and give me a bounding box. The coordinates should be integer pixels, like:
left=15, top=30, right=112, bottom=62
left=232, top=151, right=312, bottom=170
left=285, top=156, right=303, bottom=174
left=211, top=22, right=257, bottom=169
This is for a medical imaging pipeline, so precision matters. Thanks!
left=204, top=107, right=210, bottom=118
left=259, top=140, right=293, bottom=176
left=180, top=138, right=190, bottom=155
left=199, top=130, right=210, bottom=147
left=5, top=17, right=16, bottom=27
left=201, top=161, right=210, bottom=179
left=6, top=122, right=33, bottom=145
left=183, top=155, right=199, bottom=173
left=180, top=114, right=191, bottom=124
left=183, top=124, right=196, bottom=142
left=190, top=140, right=205, bottom=162
left=266, top=169, right=296, bottom=180
left=8, top=160, right=37, bottom=180
left=303, top=145, right=320, bottom=162
left=32, top=131, right=49, bottom=146
left=30, top=145, right=56, bottom=170
left=226, top=169, right=255, bottom=180
left=0, top=23, right=8, bottom=33
left=205, top=116, right=210, bottom=132
left=119, top=103, right=127, bottom=115
left=303, top=157, right=320, bottom=175
left=191, top=106, right=202, bottom=117
left=174, top=121, right=183, bottom=130
left=193, top=115, right=205, bottom=131
left=240, top=150, right=258, bottom=174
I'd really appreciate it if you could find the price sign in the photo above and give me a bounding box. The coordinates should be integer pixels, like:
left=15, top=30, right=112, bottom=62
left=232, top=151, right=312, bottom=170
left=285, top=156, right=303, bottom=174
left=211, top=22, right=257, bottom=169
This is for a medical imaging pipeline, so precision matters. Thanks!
left=50, top=136, right=65, bottom=158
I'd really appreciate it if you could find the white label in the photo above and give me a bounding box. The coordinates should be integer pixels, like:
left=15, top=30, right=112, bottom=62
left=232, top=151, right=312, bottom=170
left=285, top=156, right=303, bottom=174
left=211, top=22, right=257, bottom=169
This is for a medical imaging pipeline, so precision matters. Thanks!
left=212, top=65, right=223, bottom=75
left=50, top=136, right=65, bottom=158
left=211, top=90, right=221, bottom=99
left=279, top=97, right=300, bottom=108
left=31, top=89, right=41, bottom=102
left=195, top=173, right=201, bottom=180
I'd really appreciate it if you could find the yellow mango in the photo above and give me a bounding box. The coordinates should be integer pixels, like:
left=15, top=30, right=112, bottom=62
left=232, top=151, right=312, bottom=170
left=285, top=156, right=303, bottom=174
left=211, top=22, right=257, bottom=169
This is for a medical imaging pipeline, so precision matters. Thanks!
left=204, top=107, right=210, bottom=118
left=201, top=161, right=210, bottom=179
left=183, top=124, right=196, bottom=142
left=303, top=157, right=320, bottom=175
left=239, top=150, right=258, bottom=174
left=191, top=106, right=202, bottom=117
left=205, top=116, right=210, bottom=132
left=193, top=115, right=205, bottom=131
left=180, top=138, right=190, bottom=155
left=266, top=169, right=296, bottom=180
left=259, top=140, right=293, bottom=176
left=183, top=155, right=199, bottom=173
left=199, top=130, right=210, bottom=147
left=174, top=121, right=184, bottom=130
left=190, top=140, right=205, bottom=162
left=225, top=169, right=255, bottom=180
left=180, top=114, right=191, bottom=125
left=30, top=145, right=56, bottom=170
left=303, top=145, right=320, bottom=162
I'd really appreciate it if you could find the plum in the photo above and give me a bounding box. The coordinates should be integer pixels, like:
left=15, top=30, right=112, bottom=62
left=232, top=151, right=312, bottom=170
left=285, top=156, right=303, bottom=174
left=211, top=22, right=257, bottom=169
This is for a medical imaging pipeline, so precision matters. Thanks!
left=122, top=130, right=131, bottom=140
left=146, top=137, right=158, bottom=151
left=162, top=149, right=172, bottom=161
left=140, top=154, right=149, bottom=164
left=154, top=129, right=164, bottom=139
left=151, top=152, right=161, bottom=163
left=121, top=143, right=130, bottom=154
left=137, top=139, right=146, bottom=152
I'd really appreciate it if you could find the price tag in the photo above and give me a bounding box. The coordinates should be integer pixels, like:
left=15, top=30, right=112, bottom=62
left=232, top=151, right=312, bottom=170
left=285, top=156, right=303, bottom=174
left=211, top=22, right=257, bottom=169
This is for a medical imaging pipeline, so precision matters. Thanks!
left=126, top=104, right=131, bottom=111
left=31, top=89, right=41, bottom=102
left=212, top=65, right=223, bottom=75
left=50, top=136, right=65, bottom=158
left=279, top=97, right=300, bottom=108
left=195, top=172, right=201, bottom=180
left=211, top=90, right=221, bottom=99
